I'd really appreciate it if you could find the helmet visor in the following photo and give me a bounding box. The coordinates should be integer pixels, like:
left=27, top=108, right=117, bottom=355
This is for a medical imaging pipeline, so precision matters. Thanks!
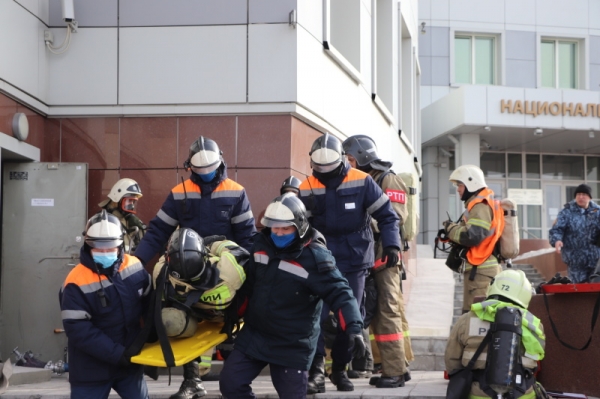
left=86, top=237, right=123, bottom=249
left=190, top=150, right=221, bottom=174
left=261, top=218, right=294, bottom=229
left=310, top=147, right=342, bottom=173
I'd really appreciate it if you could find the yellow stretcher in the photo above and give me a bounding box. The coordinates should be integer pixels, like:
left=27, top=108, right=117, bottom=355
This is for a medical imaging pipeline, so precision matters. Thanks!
left=130, top=321, right=229, bottom=367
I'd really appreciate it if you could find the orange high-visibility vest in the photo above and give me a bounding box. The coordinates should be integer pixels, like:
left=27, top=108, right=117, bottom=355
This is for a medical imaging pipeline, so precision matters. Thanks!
left=465, top=187, right=504, bottom=266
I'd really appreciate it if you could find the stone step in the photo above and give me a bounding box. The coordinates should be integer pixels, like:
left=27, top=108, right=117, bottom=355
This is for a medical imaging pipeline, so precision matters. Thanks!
left=408, top=336, right=447, bottom=372
left=9, top=365, right=52, bottom=386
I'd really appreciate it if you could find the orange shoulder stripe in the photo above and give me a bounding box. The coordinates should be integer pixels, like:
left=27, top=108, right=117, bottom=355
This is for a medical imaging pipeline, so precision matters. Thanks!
left=171, top=179, right=201, bottom=194
left=214, top=179, right=244, bottom=192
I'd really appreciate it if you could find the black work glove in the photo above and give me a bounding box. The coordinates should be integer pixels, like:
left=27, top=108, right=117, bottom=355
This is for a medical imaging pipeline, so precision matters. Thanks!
left=203, top=235, right=227, bottom=249
left=117, top=354, right=132, bottom=368
left=347, top=333, right=366, bottom=359
left=381, top=247, right=399, bottom=268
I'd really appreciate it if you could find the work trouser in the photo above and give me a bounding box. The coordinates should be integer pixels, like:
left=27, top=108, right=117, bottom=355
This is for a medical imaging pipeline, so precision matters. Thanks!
left=462, top=264, right=503, bottom=312
left=370, top=266, right=408, bottom=376
left=317, top=269, right=367, bottom=365
left=220, top=348, right=308, bottom=399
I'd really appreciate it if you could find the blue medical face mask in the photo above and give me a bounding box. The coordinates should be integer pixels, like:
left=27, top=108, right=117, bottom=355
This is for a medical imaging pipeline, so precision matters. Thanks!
left=271, top=232, right=297, bottom=248
left=198, top=170, right=217, bottom=182
left=93, top=251, right=118, bottom=269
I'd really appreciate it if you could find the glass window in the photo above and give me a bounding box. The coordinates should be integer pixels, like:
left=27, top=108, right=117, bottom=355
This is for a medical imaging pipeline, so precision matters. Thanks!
left=526, top=154, right=540, bottom=179
left=542, top=155, right=584, bottom=180
left=455, top=37, right=472, bottom=84
left=526, top=180, right=541, bottom=189
left=455, top=35, right=495, bottom=85
left=481, top=153, right=505, bottom=178
left=508, top=180, right=522, bottom=189
left=587, top=157, right=600, bottom=181
left=508, top=154, right=522, bottom=178
left=541, top=39, right=577, bottom=89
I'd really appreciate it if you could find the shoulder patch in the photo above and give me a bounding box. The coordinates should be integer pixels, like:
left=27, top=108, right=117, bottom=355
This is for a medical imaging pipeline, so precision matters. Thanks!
left=468, top=317, right=490, bottom=337
left=385, top=188, right=406, bottom=204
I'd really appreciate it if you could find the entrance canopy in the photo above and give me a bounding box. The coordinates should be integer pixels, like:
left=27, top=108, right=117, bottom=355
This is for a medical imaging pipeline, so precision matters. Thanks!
left=422, top=86, right=600, bottom=154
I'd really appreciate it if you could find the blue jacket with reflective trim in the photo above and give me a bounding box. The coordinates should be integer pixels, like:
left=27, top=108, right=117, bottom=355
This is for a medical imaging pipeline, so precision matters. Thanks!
left=135, top=164, right=257, bottom=264
left=59, top=247, right=151, bottom=386
left=299, top=162, right=400, bottom=272
left=234, top=228, right=362, bottom=370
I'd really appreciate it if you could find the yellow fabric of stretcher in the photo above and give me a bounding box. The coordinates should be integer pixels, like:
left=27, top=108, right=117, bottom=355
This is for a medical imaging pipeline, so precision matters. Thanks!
left=131, top=321, right=230, bottom=367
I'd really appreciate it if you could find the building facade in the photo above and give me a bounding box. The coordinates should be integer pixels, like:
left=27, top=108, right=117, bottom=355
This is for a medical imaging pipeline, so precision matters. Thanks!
left=419, top=0, right=600, bottom=246
left=0, top=0, right=420, bottom=360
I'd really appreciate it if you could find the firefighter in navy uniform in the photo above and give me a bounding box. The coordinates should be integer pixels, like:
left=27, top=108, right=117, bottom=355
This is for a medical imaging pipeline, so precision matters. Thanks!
left=220, top=193, right=366, bottom=399
left=151, top=228, right=249, bottom=398
left=135, top=136, right=256, bottom=263
left=343, top=134, right=413, bottom=388
left=445, top=269, right=547, bottom=399
left=99, top=178, right=146, bottom=253
left=443, top=165, right=504, bottom=313
left=135, top=136, right=257, bottom=399
left=299, top=133, right=400, bottom=393
left=59, top=210, right=152, bottom=399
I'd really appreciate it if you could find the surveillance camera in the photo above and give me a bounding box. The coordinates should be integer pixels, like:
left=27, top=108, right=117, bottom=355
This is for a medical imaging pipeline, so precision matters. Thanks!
left=534, top=128, right=543, bottom=136
left=61, top=0, right=75, bottom=22
left=483, top=126, right=491, bottom=132
left=481, top=140, right=491, bottom=149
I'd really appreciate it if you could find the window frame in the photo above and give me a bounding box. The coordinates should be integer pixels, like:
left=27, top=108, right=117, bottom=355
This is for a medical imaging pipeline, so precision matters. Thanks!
left=540, top=38, right=579, bottom=89
left=451, top=31, right=502, bottom=86
left=537, top=34, right=587, bottom=90
left=322, top=0, right=363, bottom=84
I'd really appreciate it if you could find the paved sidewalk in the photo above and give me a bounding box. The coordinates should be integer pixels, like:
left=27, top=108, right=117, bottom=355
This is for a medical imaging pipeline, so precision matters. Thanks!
left=2, top=370, right=449, bottom=399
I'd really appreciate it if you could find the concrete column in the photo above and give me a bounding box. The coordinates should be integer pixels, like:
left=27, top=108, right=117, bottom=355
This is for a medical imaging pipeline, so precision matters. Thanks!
left=451, top=133, right=480, bottom=167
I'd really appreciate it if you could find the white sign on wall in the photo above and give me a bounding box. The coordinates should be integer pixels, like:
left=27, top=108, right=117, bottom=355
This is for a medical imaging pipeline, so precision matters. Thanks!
left=507, top=189, right=543, bottom=205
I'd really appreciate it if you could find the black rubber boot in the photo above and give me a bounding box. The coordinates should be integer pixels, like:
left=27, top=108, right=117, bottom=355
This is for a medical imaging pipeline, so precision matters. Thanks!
left=306, top=355, right=326, bottom=394
left=376, top=374, right=405, bottom=388
left=169, top=361, right=207, bottom=399
left=329, top=363, right=354, bottom=392
left=369, top=371, right=410, bottom=385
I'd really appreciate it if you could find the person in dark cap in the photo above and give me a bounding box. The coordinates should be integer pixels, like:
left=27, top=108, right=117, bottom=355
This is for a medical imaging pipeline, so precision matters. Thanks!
left=549, top=183, right=600, bottom=283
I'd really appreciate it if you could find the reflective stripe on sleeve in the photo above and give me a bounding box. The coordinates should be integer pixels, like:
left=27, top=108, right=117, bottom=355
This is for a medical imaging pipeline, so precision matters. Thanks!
left=157, top=209, right=178, bottom=226
left=367, top=193, right=390, bottom=215
left=62, top=310, right=91, bottom=320
left=231, top=210, right=253, bottom=224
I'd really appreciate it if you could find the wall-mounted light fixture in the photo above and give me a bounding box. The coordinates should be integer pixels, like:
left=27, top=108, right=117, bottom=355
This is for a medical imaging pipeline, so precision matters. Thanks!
left=590, top=130, right=595, bottom=139
left=483, top=126, right=491, bottom=132
left=534, top=128, right=543, bottom=136
left=12, top=113, right=29, bottom=141
left=421, top=22, right=426, bottom=34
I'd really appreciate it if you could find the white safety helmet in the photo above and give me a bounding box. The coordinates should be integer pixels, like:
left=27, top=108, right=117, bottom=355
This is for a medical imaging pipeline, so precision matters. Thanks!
left=186, top=136, right=222, bottom=175
left=84, top=210, right=124, bottom=249
left=449, top=164, right=487, bottom=192
left=309, top=133, right=344, bottom=173
left=107, top=178, right=143, bottom=203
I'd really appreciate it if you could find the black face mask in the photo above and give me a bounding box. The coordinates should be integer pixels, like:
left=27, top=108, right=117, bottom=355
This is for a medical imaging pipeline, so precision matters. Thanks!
left=313, top=162, right=344, bottom=182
